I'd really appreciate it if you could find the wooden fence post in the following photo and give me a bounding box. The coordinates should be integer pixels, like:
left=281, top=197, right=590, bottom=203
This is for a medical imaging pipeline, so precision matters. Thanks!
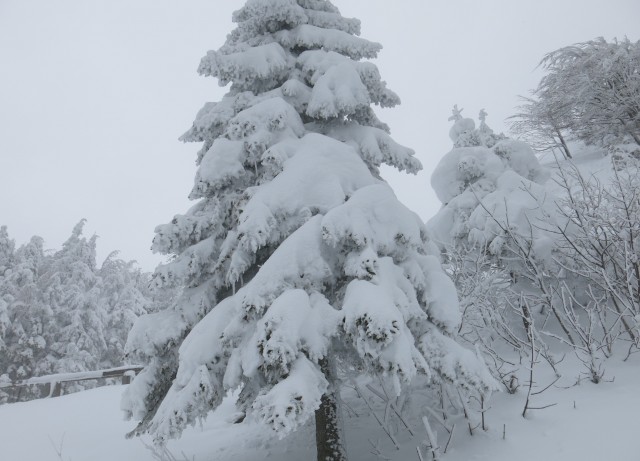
left=51, top=381, right=62, bottom=397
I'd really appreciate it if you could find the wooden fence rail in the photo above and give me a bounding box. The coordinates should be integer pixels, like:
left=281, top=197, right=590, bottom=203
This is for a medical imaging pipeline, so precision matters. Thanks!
left=0, top=365, right=143, bottom=402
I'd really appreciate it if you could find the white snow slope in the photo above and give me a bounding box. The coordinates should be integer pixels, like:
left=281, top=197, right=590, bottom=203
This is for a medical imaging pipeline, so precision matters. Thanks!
left=1, top=352, right=639, bottom=461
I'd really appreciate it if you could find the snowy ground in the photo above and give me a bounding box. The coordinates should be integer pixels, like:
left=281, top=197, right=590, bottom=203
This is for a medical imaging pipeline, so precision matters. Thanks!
left=1, top=352, right=639, bottom=461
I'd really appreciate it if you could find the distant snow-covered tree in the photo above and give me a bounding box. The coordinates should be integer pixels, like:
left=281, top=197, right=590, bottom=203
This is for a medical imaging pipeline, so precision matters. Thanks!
left=428, top=107, right=550, bottom=260
left=0, top=234, right=50, bottom=394
left=122, top=3, right=496, bottom=459
left=98, top=252, right=150, bottom=367
left=0, top=226, right=15, bottom=350
left=43, top=220, right=106, bottom=374
left=511, top=37, right=640, bottom=151
left=0, top=226, right=15, bottom=274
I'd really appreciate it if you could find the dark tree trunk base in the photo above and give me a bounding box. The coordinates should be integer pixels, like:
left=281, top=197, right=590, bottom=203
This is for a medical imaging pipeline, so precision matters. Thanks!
left=315, top=358, right=347, bottom=461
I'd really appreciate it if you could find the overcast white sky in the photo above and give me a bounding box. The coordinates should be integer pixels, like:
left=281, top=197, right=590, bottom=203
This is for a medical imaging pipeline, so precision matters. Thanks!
left=1, top=0, right=638, bottom=271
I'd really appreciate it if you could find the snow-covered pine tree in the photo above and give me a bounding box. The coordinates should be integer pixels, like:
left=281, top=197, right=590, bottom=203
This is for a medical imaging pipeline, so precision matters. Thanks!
left=0, top=226, right=15, bottom=351
left=428, top=107, right=550, bottom=259
left=43, top=220, right=107, bottom=375
left=122, top=3, right=496, bottom=459
left=0, top=233, right=51, bottom=397
left=98, top=252, right=150, bottom=368
left=0, top=226, right=15, bottom=273
left=0, top=228, right=18, bottom=403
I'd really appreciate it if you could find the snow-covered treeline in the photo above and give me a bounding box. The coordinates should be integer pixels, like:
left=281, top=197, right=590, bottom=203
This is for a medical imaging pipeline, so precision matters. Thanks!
left=0, top=221, right=172, bottom=402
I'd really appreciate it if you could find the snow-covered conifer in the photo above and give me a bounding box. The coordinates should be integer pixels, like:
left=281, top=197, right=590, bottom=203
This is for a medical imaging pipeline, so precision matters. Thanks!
left=123, top=3, right=496, bottom=459
left=428, top=107, right=551, bottom=265
left=0, top=234, right=50, bottom=389
left=0, top=228, right=18, bottom=403
left=0, top=226, right=15, bottom=275
left=98, top=253, right=150, bottom=367
left=0, top=226, right=15, bottom=349
left=42, top=220, right=106, bottom=374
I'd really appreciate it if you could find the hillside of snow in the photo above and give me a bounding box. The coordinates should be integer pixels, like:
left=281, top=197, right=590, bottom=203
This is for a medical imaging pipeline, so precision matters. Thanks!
left=1, top=351, right=639, bottom=461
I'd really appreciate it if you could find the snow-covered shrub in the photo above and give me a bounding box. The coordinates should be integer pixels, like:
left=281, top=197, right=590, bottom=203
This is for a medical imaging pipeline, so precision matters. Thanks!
left=552, top=159, right=640, bottom=353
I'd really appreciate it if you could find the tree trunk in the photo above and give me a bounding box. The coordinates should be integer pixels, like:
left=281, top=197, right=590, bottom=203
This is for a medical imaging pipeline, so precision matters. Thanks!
left=554, top=127, right=572, bottom=159
left=629, top=129, right=640, bottom=146
left=315, top=357, right=347, bottom=461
